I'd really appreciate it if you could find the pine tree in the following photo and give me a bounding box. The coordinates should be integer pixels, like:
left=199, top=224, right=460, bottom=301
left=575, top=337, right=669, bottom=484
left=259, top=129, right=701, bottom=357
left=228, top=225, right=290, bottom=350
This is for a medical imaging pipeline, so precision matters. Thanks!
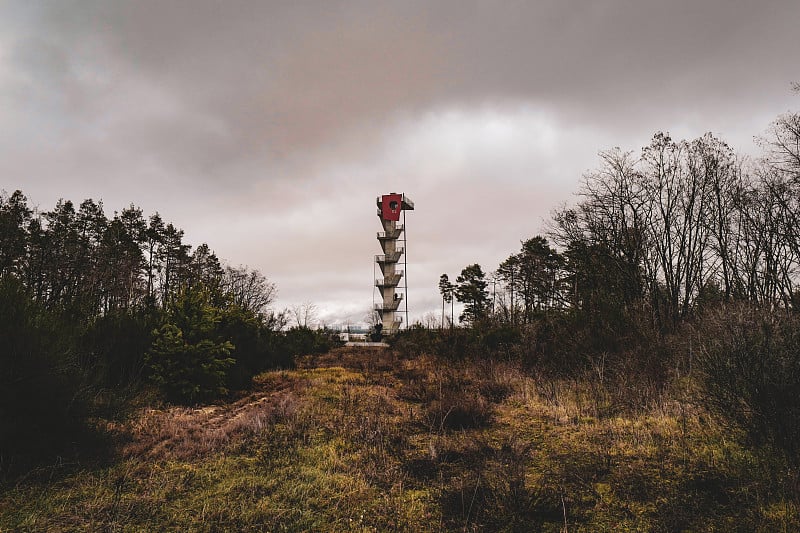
left=455, top=264, right=489, bottom=325
left=146, top=284, right=234, bottom=403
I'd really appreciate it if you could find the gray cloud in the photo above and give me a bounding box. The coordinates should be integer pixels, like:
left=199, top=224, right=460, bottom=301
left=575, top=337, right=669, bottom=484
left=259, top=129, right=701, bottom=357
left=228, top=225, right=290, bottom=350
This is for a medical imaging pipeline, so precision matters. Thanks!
left=2, top=1, right=799, bottom=324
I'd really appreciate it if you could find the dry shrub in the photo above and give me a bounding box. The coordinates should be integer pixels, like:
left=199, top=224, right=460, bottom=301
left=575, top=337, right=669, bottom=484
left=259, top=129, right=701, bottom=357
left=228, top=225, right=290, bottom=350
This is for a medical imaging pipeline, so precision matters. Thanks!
left=416, top=366, right=495, bottom=432
left=393, top=356, right=518, bottom=432
left=422, top=391, right=492, bottom=432
left=437, top=435, right=561, bottom=531
left=476, top=360, right=517, bottom=403
left=696, top=305, right=800, bottom=471
left=300, top=346, right=395, bottom=370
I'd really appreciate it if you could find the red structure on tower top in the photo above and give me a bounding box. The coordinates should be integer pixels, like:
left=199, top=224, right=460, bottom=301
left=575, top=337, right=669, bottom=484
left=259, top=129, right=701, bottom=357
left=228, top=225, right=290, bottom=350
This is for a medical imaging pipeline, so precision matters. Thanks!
left=380, top=194, right=402, bottom=221
left=377, top=193, right=415, bottom=221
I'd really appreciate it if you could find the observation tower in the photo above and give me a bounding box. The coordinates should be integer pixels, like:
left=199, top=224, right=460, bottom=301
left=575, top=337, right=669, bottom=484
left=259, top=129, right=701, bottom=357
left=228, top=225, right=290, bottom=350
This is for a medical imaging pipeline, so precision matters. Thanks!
left=375, top=193, right=414, bottom=335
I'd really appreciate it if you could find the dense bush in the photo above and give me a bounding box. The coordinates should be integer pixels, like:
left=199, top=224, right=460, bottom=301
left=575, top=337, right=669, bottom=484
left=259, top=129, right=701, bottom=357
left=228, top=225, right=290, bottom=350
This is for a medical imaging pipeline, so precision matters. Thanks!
left=144, top=286, right=345, bottom=403
left=222, top=314, right=332, bottom=390
left=280, top=326, right=343, bottom=358
left=0, top=277, right=91, bottom=472
left=393, top=313, right=664, bottom=373
left=697, top=306, right=800, bottom=466
left=389, top=325, right=441, bottom=357
left=80, top=310, right=157, bottom=387
left=145, top=285, right=235, bottom=404
left=221, top=308, right=285, bottom=390
left=391, top=323, right=522, bottom=361
left=145, top=291, right=342, bottom=403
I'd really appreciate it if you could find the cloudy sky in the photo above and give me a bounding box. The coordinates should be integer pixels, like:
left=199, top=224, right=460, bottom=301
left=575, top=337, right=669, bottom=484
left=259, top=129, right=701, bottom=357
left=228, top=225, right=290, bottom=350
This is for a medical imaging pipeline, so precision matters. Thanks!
left=2, top=1, right=799, bottom=326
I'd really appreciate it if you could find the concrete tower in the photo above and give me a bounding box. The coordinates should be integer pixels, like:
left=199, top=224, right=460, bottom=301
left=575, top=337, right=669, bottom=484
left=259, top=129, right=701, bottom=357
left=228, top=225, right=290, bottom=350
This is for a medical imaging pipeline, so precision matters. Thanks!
left=375, top=193, right=414, bottom=335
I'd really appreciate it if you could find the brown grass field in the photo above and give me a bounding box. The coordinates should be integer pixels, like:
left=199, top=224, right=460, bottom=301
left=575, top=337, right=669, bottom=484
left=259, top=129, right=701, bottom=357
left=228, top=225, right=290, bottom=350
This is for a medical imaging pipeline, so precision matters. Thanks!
left=1, top=346, right=798, bottom=531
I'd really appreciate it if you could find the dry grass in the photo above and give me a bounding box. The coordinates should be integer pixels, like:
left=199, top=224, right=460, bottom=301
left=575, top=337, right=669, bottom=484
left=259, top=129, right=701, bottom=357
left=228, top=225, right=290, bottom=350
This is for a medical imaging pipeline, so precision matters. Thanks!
left=120, top=371, right=303, bottom=461
left=1, top=346, right=798, bottom=531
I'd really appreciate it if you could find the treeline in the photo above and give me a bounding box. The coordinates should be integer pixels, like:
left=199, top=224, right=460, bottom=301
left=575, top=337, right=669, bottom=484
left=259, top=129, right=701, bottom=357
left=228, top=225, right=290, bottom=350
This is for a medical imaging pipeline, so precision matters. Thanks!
left=0, top=194, right=335, bottom=474
left=443, top=120, right=800, bottom=330
left=422, top=105, right=800, bottom=480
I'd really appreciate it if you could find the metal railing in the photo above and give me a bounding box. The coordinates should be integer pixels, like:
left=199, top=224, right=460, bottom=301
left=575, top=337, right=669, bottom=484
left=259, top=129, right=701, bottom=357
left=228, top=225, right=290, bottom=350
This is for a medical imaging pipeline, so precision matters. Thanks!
left=375, top=271, right=403, bottom=287
left=375, top=249, right=404, bottom=263
left=374, top=293, right=404, bottom=311
left=376, top=226, right=404, bottom=239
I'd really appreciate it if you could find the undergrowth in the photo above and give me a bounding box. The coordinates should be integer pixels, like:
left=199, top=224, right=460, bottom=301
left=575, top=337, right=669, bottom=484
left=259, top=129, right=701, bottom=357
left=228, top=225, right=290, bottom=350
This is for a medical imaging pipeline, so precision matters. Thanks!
left=1, top=346, right=798, bottom=531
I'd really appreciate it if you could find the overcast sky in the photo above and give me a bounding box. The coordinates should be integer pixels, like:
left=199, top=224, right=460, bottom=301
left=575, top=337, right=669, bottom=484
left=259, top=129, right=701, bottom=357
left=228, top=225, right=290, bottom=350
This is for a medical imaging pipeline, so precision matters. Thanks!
left=2, top=1, right=799, bottom=326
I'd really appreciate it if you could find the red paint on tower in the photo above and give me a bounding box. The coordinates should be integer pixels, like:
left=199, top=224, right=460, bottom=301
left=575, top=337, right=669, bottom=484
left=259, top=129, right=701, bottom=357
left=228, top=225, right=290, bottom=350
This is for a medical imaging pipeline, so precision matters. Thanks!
left=381, top=194, right=403, bottom=221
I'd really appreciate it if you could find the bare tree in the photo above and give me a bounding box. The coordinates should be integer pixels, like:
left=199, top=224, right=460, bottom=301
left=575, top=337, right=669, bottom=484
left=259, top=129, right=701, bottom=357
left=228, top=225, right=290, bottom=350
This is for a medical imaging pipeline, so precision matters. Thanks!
left=700, top=137, right=742, bottom=301
left=548, top=133, right=779, bottom=325
left=222, top=265, right=277, bottom=315
left=291, top=301, right=318, bottom=328
left=421, top=312, right=439, bottom=329
left=364, top=306, right=380, bottom=328
left=761, top=111, right=800, bottom=177
left=550, top=148, right=650, bottom=319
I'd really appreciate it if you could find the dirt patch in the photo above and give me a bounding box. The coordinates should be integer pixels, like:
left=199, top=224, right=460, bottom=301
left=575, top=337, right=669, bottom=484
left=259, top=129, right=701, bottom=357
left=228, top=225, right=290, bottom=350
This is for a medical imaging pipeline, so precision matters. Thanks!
left=121, top=373, right=305, bottom=461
